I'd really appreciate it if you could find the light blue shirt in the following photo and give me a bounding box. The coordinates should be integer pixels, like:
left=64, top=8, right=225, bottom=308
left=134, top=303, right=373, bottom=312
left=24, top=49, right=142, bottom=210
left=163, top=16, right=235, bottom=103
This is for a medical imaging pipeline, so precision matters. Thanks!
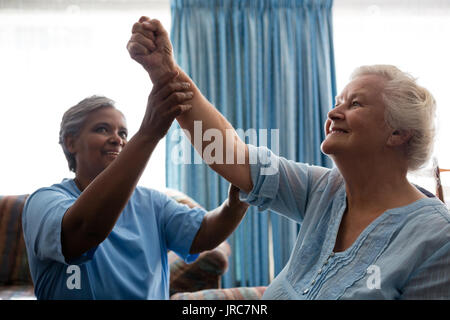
left=22, top=179, right=206, bottom=300
left=241, top=145, right=450, bottom=299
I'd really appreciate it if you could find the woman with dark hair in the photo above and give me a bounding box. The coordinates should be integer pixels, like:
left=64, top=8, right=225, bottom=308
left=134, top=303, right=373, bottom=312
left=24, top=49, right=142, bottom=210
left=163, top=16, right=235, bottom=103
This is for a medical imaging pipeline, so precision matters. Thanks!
left=22, top=72, right=249, bottom=299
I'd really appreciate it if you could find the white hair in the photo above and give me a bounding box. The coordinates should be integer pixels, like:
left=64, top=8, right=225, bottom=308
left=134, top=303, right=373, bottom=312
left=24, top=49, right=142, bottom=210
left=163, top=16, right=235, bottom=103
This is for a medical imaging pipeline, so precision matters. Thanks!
left=350, top=65, right=436, bottom=171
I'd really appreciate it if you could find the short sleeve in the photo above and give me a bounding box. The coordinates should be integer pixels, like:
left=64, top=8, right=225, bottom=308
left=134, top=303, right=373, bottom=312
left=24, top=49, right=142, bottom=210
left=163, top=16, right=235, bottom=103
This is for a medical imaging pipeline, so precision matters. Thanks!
left=22, top=188, right=95, bottom=265
left=160, top=195, right=206, bottom=263
left=239, top=144, right=331, bottom=223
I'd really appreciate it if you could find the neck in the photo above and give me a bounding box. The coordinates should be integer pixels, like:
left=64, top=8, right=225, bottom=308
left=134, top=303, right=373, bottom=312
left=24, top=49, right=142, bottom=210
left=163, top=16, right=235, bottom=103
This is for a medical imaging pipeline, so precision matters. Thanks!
left=74, top=174, right=95, bottom=192
left=332, top=153, right=425, bottom=213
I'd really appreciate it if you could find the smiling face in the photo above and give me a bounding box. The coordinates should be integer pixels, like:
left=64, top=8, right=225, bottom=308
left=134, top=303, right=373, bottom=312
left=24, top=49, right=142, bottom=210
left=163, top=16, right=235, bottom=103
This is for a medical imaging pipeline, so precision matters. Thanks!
left=321, top=74, right=394, bottom=159
left=66, top=106, right=128, bottom=182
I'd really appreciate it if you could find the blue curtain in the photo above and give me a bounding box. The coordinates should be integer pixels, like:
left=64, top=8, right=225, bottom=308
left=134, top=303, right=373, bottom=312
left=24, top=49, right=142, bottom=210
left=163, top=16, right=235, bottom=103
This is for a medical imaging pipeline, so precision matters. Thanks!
left=167, top=0, right=336, bottom=287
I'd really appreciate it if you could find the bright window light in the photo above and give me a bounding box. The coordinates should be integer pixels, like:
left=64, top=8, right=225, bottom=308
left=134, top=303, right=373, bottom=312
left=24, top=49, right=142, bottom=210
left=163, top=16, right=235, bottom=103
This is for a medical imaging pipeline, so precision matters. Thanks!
left=0, top=5, right=171, bottom=195
left=333, top=1, right=450, bottom=203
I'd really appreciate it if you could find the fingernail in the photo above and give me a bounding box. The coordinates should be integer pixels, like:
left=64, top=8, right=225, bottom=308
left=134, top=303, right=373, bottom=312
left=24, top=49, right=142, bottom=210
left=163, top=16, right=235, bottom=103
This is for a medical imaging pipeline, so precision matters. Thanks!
left=142, top=22, right=152, bottom=28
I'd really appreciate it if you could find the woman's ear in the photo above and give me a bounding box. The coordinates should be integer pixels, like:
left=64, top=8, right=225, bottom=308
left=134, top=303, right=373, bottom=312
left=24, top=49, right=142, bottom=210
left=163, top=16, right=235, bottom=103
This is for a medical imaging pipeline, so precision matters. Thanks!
left=65, top=135, right=77, bottom=154
left=387, top=129, right=412, bottom=147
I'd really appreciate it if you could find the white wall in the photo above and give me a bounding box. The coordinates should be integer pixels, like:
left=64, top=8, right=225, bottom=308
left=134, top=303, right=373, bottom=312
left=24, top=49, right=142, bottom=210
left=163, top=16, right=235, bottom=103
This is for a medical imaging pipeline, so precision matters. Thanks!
left=333, top=0, right=450, bottom=200
left=0, top=5, right=171, bottom=194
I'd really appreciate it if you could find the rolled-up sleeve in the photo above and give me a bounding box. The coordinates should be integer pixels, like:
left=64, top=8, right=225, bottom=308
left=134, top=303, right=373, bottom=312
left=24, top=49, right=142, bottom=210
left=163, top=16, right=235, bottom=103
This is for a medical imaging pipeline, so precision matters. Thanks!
left=239, top=144, right=331, bottom=223
left=239, top=144, right=281, bottom=211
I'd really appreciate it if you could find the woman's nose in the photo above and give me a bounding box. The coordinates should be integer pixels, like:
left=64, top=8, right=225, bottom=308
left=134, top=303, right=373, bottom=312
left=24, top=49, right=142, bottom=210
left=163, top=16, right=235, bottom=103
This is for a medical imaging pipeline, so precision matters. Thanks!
left=108, top=133, right=125, bottom=146
left=327, top=105, right=345, bottom=121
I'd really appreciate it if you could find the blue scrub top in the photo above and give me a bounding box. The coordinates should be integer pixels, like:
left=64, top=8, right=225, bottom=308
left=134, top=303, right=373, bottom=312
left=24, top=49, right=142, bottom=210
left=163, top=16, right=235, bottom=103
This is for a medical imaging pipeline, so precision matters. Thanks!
left=22, top=178, right=206, bottom=300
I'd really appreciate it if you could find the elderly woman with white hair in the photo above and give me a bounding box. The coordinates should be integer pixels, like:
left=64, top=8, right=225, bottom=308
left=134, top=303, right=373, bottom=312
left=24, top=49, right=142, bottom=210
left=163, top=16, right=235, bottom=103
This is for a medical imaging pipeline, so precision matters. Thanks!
left=127, top=17, right=450, bottom=299
left=21, top=73, right=249, bottom=299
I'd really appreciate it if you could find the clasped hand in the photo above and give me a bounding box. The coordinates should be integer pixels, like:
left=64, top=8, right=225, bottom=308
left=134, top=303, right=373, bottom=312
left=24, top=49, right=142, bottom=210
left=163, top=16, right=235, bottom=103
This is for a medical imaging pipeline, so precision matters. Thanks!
left=127, top=17, right=192, bottom=142
left=127, top=16, right=175, bottom=84
left=139, top=71, right=193, bottom=142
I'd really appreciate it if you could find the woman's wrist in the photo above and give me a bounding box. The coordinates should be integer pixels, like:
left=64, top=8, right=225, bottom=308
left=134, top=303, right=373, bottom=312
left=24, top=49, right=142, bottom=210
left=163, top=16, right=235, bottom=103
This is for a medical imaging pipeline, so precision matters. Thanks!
left=225, top=198, right=250, bottom=213
left=148, top=61, right=179, bottom=85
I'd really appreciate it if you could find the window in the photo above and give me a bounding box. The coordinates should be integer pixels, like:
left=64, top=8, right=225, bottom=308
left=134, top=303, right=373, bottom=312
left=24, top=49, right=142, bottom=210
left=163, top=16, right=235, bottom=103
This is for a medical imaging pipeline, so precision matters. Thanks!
left=333, top=0, right=450, bottom=203
left=0, top=1, right=171, bottom=194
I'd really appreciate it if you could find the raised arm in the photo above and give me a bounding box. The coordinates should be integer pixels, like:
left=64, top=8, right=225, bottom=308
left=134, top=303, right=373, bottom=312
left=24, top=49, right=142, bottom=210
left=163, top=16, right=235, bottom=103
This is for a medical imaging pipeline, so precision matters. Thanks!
left=127, top=17, right=253, bottom=193
left=61, top=73, right=193, bottom=260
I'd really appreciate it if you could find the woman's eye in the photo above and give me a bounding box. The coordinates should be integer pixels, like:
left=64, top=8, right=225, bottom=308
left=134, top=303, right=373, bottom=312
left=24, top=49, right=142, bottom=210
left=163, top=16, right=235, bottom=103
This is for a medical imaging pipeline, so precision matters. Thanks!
left=96, top=127, right=107, bottom=133
left=351, top=101, right=361, bottom=107
left=120, top=131, right=128, bottom=139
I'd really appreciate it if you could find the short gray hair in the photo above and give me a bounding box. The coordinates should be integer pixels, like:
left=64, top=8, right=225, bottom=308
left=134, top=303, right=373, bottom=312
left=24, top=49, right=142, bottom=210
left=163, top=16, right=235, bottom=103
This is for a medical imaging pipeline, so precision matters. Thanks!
left=350, top=65, right=436, bottom=171
left=59, top=95, right=117, bottom=172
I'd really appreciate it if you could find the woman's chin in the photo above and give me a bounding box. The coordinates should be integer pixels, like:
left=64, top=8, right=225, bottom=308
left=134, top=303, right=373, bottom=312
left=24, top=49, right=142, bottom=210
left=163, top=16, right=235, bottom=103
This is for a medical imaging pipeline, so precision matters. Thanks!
left=320, top=140, right=334, bottom=155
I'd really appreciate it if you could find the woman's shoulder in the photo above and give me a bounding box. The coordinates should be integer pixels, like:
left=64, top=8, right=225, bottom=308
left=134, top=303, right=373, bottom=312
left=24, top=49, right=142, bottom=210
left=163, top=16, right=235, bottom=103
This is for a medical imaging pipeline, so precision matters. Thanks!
left=22, top=179, right=79, bottom=223
left=412, top=198, right=450, bottom=224
left=27, top=179, right=79, bottom=203
left=424, top=200, right=450, bottom=236
left=133, top=186, right=201, bottom=209
left=399, top=198, right=450, bottom=245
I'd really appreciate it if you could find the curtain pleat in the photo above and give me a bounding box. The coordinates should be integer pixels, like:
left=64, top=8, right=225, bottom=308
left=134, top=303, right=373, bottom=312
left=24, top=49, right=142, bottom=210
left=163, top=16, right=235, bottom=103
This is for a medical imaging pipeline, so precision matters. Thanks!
left=168, top=0, right=336, bottom=287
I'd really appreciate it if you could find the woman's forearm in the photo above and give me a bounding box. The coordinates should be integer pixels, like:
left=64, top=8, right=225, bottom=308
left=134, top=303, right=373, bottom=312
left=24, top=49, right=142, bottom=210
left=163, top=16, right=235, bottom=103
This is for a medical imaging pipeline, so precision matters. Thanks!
left=174, top=67, right=253, bottom=193
left=61, top=72, right=193, bottom=261
left=61, top=133, right=159, bottom=260
left=127, top=18, right=253, bottom=192
left=189, top=199, right=248, bottom=254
